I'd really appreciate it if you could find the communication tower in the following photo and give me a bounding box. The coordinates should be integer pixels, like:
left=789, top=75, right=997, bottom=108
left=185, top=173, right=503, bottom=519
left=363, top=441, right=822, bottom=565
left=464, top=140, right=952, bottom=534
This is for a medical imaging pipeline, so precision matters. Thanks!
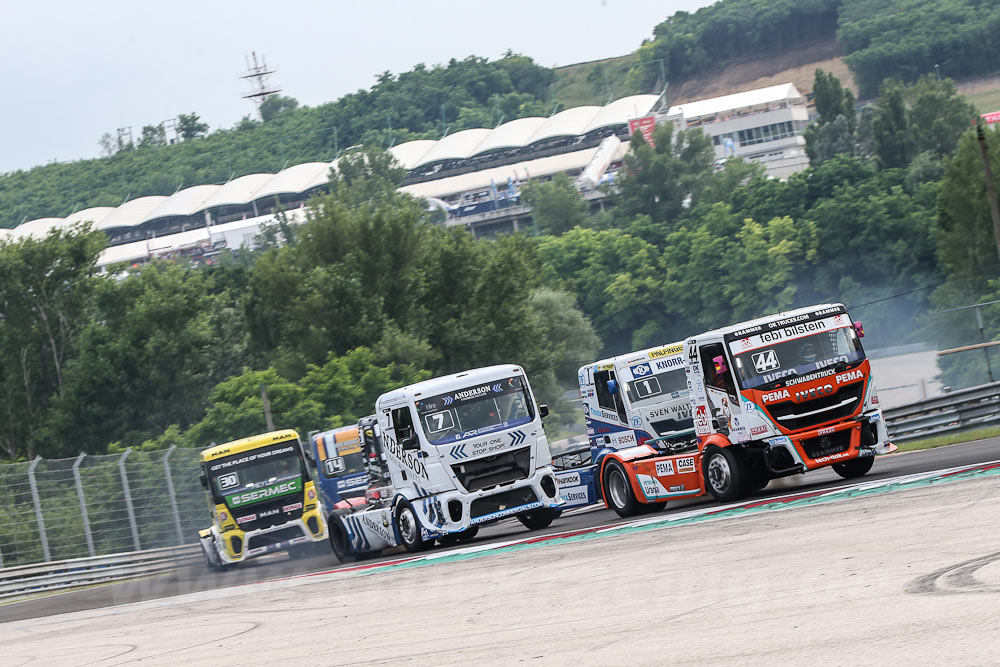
left=240, top=51, right=281, bottom=118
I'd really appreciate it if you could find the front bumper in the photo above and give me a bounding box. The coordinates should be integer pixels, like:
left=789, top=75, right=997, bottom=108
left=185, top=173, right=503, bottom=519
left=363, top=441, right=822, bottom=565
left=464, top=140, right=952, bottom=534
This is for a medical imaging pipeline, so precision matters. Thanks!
left=417, top=466, right=564, bottom=536
left=216, top=509, right=326, bottom=564
left=768, top=411, right=893, bottom=472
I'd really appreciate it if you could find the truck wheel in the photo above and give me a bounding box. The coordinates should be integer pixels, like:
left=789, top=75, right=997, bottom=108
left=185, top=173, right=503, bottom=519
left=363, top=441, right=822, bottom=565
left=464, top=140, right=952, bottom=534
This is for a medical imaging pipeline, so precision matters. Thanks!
left=703, top=446, right=746, bottom=503
left=518, top=508, right=558, bottom=530
left=745, top=464, right=771, bottom=494
left=640, top=501, right=667, bottom=513
left=602, top=460, right=643, bottom=518
left=832, top=456, right=875, bottom=479
left=439, top=526, right=479, bottom=546
left=202, top=541, right=230, bottom=572
left=394, top=500, right=434, bottom=553
left=328, top=520, right=356, bottom=563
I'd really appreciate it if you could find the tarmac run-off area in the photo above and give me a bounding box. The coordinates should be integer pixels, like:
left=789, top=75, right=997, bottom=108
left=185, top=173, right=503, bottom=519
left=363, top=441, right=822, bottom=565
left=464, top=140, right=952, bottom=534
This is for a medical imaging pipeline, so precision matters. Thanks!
left=4, top=463, right=1000, bottom=666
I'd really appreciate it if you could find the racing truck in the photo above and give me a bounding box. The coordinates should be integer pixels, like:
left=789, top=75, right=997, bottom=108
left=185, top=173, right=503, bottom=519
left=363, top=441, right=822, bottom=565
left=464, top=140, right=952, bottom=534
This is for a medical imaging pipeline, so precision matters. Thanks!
left=324, top=365, right=565, bottom=561
left=580, top=304, right=896, bottom=516
left=308, top=424, right=372, bottom=507
left=197, top=429, right=327, bottom=570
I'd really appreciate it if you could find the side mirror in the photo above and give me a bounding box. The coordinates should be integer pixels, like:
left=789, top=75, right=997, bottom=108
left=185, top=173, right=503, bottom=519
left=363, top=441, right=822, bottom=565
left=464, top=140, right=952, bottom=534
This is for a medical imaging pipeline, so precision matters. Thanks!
left=401, top=435, right=419, bottom=451
left=853, top=321, right=865, bottom=338
left=303, top=441, right=316, bottom=463
left=199, top=472, right=208, bottom=489
left=713, top=355, right=728, bottom=374
left=607, top=379, right=618, bottom=396
left=539, top=404, right=549, bottom=419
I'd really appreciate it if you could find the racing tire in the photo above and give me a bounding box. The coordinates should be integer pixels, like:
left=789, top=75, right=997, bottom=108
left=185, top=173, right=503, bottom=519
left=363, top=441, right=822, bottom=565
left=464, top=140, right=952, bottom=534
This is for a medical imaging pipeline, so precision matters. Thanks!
left=832, top=455, right=875, bottom=479
left=745, top=464, right=771, bottom=494
left=328, top=520, right=357, bottom=564
left=517, top=508, right=559, bottom=530
left=703, top=446, right=746, bottom=503
left=394, top=500, right=434, bottom=553
left=602, top=459, right=644, bottom=518
left=202, top=541, right=231, bottom=573
left=640, top=501, right=667, bottom=513
left=438, top=526, right=480, bottom=546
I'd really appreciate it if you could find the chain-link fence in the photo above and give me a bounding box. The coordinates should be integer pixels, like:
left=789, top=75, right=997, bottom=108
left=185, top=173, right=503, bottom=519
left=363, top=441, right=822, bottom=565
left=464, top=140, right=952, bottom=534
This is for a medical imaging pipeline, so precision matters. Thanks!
left=0, top=446, right=206, bottom=568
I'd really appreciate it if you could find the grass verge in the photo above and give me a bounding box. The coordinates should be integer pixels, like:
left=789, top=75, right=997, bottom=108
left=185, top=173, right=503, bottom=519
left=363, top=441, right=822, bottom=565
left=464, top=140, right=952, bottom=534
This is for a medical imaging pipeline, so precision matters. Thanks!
left=895, top=425, right=1000, bottom=453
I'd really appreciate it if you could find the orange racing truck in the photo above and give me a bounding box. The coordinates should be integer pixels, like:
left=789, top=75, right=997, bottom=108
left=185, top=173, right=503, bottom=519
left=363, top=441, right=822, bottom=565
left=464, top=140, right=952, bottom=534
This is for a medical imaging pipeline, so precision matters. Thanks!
left=582, top=303, right=896, bottom=516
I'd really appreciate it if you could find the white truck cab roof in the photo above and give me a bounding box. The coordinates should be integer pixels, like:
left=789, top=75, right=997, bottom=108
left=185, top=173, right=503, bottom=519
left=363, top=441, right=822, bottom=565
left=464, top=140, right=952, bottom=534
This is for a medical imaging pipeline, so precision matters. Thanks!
left=377, top=365, right=527, bottom=406
left=691, top=303, right=846, bottom=341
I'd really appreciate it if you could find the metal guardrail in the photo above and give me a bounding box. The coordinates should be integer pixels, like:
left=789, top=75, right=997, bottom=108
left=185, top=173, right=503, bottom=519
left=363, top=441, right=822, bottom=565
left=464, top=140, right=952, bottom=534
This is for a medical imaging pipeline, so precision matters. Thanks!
left=0, top=543, right=201, bottom=601
left=884, top=381, right=1000, bottom=442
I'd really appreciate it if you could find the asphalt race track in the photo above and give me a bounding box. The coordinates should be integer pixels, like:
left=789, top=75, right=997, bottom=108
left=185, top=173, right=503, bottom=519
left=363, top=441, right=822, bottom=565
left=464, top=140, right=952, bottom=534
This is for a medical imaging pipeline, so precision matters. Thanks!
left=3, top=437, right=998, bottom=625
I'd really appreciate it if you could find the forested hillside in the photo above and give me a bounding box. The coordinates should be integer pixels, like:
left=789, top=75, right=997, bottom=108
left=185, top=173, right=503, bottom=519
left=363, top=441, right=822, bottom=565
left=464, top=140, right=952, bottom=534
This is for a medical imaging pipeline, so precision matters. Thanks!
left=628, top=0, right=1000, bottom=98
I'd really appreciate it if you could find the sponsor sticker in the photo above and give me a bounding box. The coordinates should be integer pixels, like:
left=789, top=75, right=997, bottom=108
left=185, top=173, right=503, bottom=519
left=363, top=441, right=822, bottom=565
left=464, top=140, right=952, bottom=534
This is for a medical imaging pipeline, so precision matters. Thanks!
left=649, top=344, right=683, bottom=359
left=228, top=478, right=302, bottom=508
left=555, top=471, right=580, bottom=486
left=676, top=457, right=696, bottom=473
left=236, top=514, right=256, bottom=524
left=750, top=425, right=768, bottom=436
left=631, top=362, right=652, bottom=378
left=655, top=460, right=675, bottom=476
left=282, top=502, right=303, bottom=512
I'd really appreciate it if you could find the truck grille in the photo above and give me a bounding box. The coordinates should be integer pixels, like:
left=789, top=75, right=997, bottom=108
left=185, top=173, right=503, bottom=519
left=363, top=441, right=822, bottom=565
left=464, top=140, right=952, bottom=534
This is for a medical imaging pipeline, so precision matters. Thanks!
left=766, top=382, right=864, bottom=432
left=801, top=428, right=852, bottom=459
left=452, top=446, right=531, bottom=492
left=470, top=486, right=538, bottom=520
left=247, top=525, right=304, bottom=551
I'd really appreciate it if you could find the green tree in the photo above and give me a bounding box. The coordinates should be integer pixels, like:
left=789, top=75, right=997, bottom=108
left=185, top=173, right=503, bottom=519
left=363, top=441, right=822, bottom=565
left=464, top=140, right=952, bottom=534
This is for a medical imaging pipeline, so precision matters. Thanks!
left=259, top=95, right=300, bottom=122
left=177, top=112, right=209, bottom=140
left=138, top=124, right=166, bottom=149
left=0, top=226, right=106, bottom=458
left=522, top=172, right=589, bottom=235
left=614, top=122, right=714, bottom=227
left=872, top=81, right=914, bottom=169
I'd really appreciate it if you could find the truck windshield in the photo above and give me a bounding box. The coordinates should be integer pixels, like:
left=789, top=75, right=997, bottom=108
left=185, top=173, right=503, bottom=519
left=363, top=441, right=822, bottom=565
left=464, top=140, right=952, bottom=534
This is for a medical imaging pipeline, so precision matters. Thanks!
left=414, top=375, right=534, bottom=445
left=625, top=368, right=688, bottom=408
left=732, top=324, right=864, bottom=390
left=207, top=441, right=304, bottom=506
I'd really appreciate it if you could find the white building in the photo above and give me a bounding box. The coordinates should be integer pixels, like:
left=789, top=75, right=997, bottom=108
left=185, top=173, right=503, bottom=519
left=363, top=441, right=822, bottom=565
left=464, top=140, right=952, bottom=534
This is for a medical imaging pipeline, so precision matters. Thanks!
left=663, top=83, right=811, bottom=179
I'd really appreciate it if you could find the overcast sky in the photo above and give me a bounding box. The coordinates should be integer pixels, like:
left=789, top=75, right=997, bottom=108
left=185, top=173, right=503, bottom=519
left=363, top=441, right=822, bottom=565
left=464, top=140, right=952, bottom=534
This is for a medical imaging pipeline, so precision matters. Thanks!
left=0, top=1, right=716, bottom=174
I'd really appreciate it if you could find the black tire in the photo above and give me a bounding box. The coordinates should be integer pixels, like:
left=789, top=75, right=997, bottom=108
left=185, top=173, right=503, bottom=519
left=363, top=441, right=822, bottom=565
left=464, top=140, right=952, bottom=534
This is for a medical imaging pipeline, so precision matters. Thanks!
left=394, top=500, right=434, bottom=553
left=202, top=540, right=230, bottom=572
left=640, top=501, right=667, bottom=513
left=328, top=519, right=356, bottom=563
left=602, top=459, right=644, bottom=518
left=703, top=446, right=747, bottom=503
left=517, top=508, right=559, bottom=530
left=745, top=464, right=771, bottom=494
left=832, top=455, right=875, bottom=479
left=439, top=526, right=480, bottom=546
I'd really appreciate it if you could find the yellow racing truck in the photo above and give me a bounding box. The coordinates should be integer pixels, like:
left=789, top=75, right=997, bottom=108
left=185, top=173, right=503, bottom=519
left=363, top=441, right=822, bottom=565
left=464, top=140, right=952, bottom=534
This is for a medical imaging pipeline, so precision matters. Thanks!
left=197, top=429, right=326, bottom=570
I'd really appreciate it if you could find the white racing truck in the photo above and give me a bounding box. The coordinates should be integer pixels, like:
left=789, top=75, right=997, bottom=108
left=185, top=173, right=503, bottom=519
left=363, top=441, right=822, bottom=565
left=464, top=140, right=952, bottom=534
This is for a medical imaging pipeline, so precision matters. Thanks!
left=325, top=365, right=564, bottom=560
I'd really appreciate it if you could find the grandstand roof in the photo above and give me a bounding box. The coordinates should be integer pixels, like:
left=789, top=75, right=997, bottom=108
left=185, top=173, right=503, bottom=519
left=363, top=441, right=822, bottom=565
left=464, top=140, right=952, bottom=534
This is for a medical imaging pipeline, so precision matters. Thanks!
left=96, top=196, right=168, bottom=231
left=388, top=141, right=436, bottom=170
left=668, top=83, right=803, bottom=121
left=17, top=217, right=70, bottom=239
left=471, top=117, right=546, bottom=156
left=145, top=185, right=220, bottom=222
left=253, top=162, right=331, bottom=200
left=527, top=106, right=601, bottom=144
left=583, top=94, right=660, bottom=133
left=201, top=173, right=274, bottom=209
left=415, top=128, right=492, bottom=167
left=65, top=207, right=114, bottom=227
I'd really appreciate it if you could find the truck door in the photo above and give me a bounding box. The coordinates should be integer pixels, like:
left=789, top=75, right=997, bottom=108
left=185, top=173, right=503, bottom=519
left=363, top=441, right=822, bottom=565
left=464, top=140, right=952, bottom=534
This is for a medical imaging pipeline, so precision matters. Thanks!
left=698, top=342, right=742, bottom=434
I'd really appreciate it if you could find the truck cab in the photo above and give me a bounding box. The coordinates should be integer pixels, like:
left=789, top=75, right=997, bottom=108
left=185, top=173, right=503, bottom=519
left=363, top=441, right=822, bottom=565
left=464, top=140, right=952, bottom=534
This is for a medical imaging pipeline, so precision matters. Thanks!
left=582, top=304, right=896, bottom=517
left=325, top=365, right=564, bottom=559
left=197, top=429, right=326, bottom=570
left=686, top=302, right=893, bottom=500
left=309, top=425, right=370, bottom=509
